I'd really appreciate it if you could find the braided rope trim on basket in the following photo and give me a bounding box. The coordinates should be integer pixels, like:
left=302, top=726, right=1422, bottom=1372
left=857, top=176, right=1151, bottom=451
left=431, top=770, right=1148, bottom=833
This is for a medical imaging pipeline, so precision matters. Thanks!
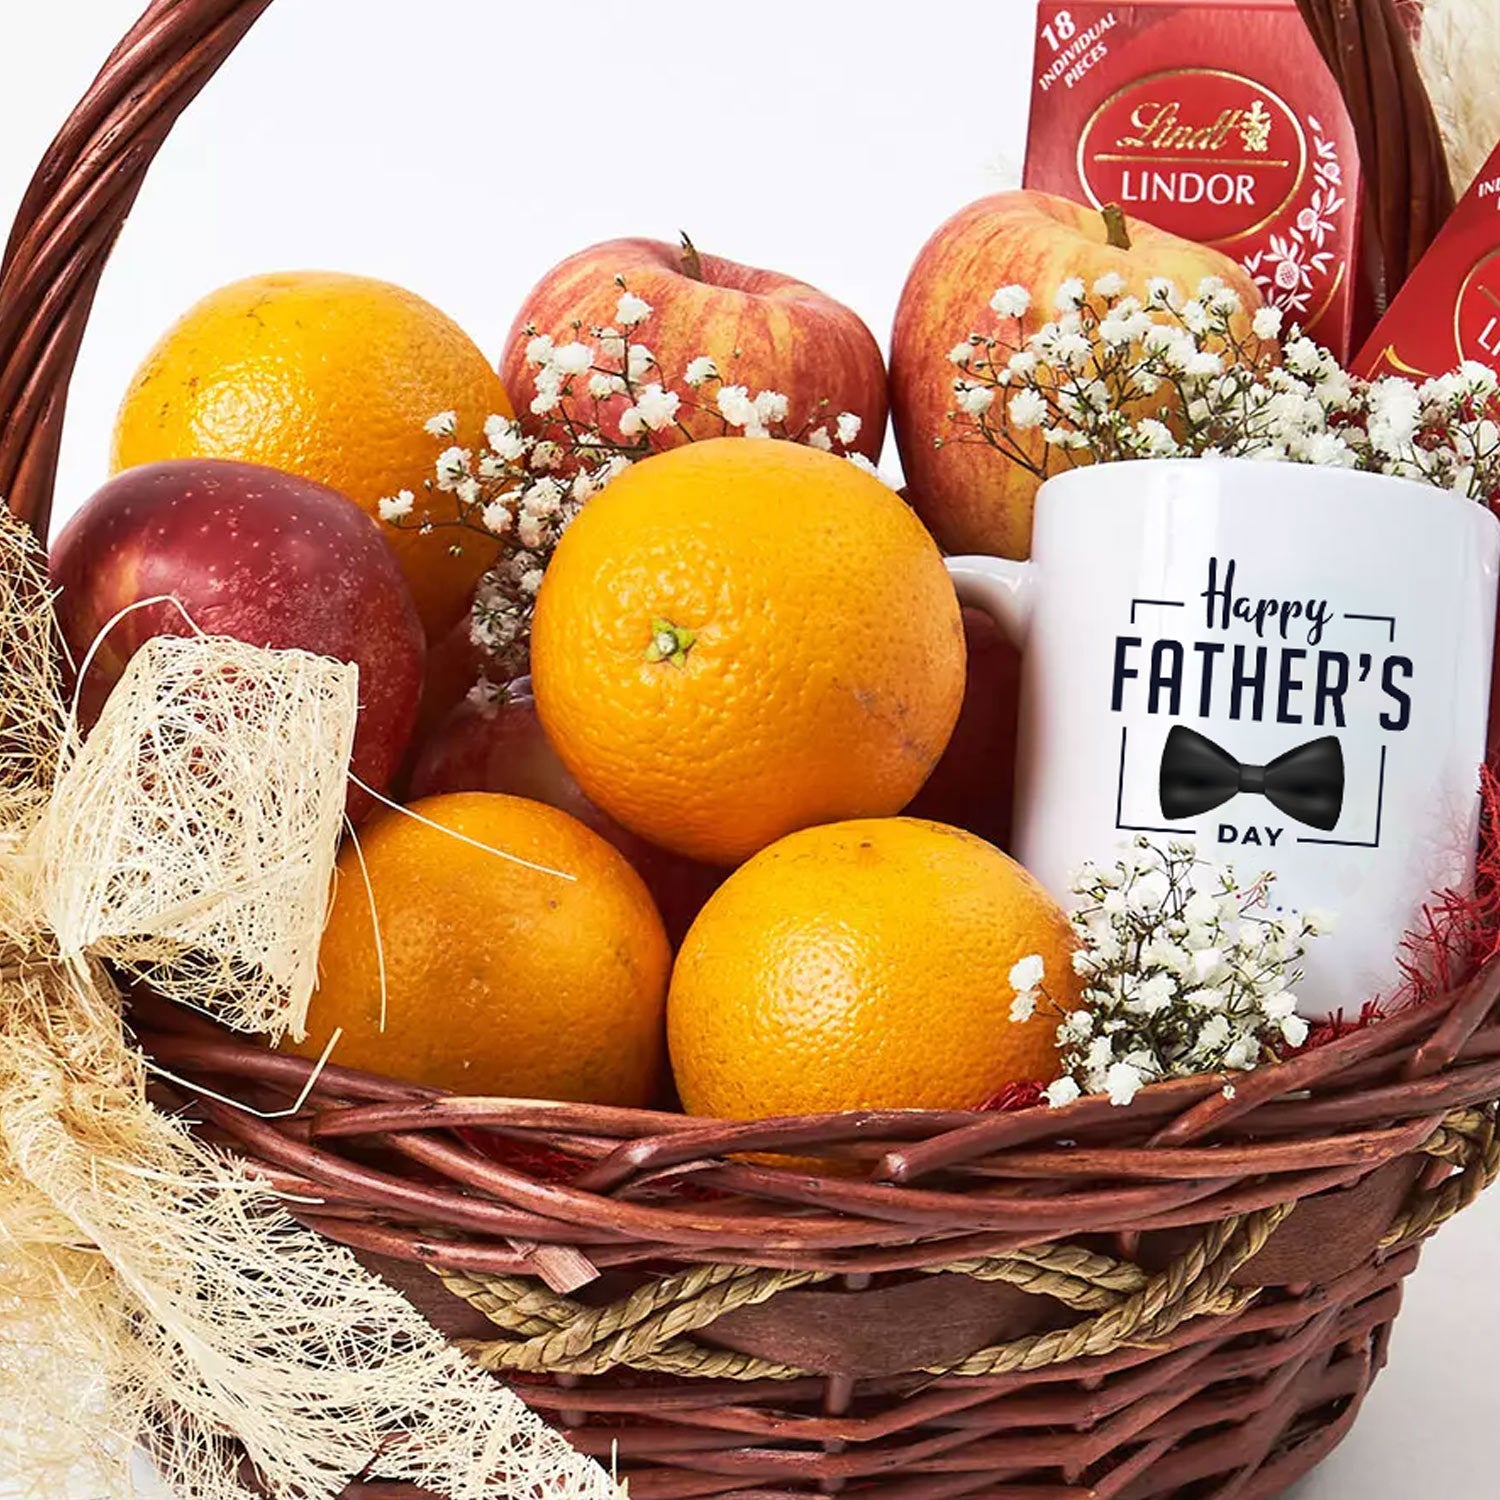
left=441, top=1104, right=1499, bottom=1382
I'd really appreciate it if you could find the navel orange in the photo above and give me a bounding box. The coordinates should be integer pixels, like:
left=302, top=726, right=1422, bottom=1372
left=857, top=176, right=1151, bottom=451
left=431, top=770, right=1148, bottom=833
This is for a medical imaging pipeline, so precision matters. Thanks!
left=112, top=271, right=511, bottom=638
left=287, top=792, right=671, bottom=1104
left=668, top=817, right=1075, bottom=1119
left=530, top=439, right=966, bottom=866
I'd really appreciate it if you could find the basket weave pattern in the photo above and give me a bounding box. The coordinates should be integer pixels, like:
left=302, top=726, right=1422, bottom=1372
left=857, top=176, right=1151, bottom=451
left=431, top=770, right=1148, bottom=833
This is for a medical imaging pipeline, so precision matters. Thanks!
left=131, top=964, right=1500, bottom=1500
left=0, top=2, right=1493, bottom=1498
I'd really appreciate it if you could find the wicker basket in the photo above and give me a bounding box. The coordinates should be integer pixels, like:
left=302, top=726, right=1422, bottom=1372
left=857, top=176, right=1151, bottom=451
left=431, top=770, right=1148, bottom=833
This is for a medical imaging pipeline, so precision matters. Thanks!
left=2, top=3, right=1495, bottom=1498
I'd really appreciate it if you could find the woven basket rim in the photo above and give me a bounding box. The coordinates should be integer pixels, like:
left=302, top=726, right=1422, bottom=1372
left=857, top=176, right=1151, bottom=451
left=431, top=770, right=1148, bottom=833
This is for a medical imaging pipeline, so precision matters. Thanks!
left=2, top=4, right=1485, bottom=1497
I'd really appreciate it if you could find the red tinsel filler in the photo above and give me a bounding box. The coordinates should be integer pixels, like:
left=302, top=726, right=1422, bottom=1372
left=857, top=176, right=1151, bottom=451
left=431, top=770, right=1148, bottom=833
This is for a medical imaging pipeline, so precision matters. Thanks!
left=978, top=1079, right=1047, bottom=1112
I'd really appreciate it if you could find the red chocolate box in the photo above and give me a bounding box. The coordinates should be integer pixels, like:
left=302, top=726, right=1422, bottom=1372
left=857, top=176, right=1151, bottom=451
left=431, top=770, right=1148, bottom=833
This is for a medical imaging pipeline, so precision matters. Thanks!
left=1353, top=139, right=1500, bottom=382
left=1025, top=0, right=1368, bottom=360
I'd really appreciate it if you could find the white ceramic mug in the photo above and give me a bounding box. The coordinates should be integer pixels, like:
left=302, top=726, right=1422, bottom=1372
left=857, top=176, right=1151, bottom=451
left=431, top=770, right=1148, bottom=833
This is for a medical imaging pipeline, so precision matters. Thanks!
left=946, top=457, right=1500, bottom=1018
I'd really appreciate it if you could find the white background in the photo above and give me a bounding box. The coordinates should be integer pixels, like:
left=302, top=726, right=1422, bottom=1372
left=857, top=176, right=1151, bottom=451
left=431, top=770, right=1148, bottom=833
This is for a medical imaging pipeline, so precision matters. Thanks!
left=1, top=2, right=1496, bottom=1496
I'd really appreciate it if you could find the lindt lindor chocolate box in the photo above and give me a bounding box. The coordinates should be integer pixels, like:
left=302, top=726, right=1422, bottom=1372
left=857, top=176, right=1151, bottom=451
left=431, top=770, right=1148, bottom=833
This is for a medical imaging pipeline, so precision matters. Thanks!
left=1352, top=140, right=1500, bottom=382
left=1024, top=0, right=1367, bottom=360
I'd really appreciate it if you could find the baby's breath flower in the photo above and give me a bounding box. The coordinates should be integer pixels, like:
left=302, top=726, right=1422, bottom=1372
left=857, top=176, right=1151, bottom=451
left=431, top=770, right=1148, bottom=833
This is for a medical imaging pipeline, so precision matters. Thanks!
left=1105, top=1061, right=1145, bottom=1107
left=530, top=371, right=563, bottom=416
left=1054, top=331, right=1092, bottom=367
left=627, top=343, right=654, bottom=381
left=754, top=390, right=790, bottom=427
left=844, top=452, right=891, bottom=482
left=836, top=411, right=862, bottom=448
left=480, top=499, right=514, bottom=535
left=524, top=333, right=555, bottom=366
left=1132, top=418, right=1178, bottom=458
left=1282, top=337, right=1322, bottom=377
left=434, top=446, right=472, bottom=491
left=424, top=410, right=458, bottom=439
left=551, top=341, right=594, bottom=377
left=1009, top=954, right=1045, bottom=992
left=523, top=477, right=563, bottom=516
left=1251, top=305, right=1284, bottom=341
left=955, top=384, right=995, bottom=417
left=1092, top=270, right=1127, bottom=299
left=684, top=355, right=718, bottom=387
left=377, top=489, right=415, bottom=522
left=990, top=284, right=1031, bottom=318
left=717, top=385, right=756, bottom=429
left=1179, top=299, right=1211, bottom=336
left=806, top=426, right=833, bottom=451
left=484, top=414, right=527, bottom=461
left=634, top=383, right=681, bottom=431
left=1039, top=840, right=1327, bottom=1108
left=1044, top=1076, right=1081, bottom=1109
left=615, top=290, right=653, bottom=327
left=1053, top=277, right=1086, bottom=312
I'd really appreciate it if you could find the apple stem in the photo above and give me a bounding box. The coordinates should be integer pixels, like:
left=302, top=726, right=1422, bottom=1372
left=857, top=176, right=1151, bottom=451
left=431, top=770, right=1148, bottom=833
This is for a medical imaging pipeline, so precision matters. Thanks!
left=679, top=231, right=705, bottom=282
left=1102, top=203, right=1131, bottom=251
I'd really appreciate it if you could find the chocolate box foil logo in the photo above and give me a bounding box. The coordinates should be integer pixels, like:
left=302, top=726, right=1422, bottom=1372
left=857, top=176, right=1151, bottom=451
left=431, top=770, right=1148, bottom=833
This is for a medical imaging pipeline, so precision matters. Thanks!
left=1454, top=248, right=1500, bottom=366
left=1078, top=69, right=1306, bottom=242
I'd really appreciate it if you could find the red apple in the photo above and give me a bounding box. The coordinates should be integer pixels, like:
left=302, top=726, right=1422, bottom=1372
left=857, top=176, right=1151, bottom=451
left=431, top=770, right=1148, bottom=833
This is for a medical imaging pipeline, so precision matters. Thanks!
left=890, top=190, right=1263, bottom=559
left=411, top=683, right=720, bottom=943
left=905, top=607, right=1022, bottom=849
left=501, top=237, right=888, bottom=459
left=50, top=459, right=424, bottom=823
left=415, top=613, right=488, bottom=744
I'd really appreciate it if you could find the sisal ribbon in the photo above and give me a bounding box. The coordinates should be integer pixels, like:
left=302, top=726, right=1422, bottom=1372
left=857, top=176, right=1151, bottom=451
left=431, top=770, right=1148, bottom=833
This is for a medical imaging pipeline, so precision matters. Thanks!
left=0, top=512, right=613, bottom=1500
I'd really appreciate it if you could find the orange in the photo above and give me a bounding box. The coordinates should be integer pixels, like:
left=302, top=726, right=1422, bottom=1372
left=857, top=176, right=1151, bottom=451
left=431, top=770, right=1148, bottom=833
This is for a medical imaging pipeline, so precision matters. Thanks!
left=668, top=817, right=1075, bottom=1119
left=530, top=439, right=965, bottom=866
left=112, top=271, right=511, bottom=638
left=286, top=792, right=671, bottom=1104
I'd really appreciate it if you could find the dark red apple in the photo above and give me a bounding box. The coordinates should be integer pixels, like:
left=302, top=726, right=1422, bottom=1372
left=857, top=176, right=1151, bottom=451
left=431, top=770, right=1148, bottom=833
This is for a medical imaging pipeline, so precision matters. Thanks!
left=50, top=458, right=424, bottom=823
left=905, top=607, right=1022, bottom=849
left=415, top=612, right=488, bottom=745
left=412, top=681, right=720, bottom=942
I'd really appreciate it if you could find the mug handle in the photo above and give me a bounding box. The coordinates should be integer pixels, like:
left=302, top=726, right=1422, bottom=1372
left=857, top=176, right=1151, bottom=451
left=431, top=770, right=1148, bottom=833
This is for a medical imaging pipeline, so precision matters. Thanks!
left=945, top=554, right=1038, bottom=646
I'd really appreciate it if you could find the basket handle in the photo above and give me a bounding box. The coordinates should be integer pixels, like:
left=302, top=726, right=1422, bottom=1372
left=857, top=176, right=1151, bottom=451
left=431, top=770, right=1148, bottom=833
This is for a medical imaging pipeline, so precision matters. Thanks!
left=0, top=0, right=273, bottom=540
left=1294, top=0, right=1454, bottom=301
left=0, top=0, right=1452, bottom=542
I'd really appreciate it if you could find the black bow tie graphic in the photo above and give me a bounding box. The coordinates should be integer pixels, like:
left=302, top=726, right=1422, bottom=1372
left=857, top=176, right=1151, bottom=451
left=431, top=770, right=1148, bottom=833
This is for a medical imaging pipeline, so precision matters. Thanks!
left=1159, top=725, right=1344, bottom=831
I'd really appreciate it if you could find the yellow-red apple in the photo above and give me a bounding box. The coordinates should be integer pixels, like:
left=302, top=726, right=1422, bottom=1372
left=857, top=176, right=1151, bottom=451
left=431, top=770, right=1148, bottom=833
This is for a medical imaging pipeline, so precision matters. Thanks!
left=501, top=237, right=887, bottom=460
left=890, top=190, right=1262, bottom=559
